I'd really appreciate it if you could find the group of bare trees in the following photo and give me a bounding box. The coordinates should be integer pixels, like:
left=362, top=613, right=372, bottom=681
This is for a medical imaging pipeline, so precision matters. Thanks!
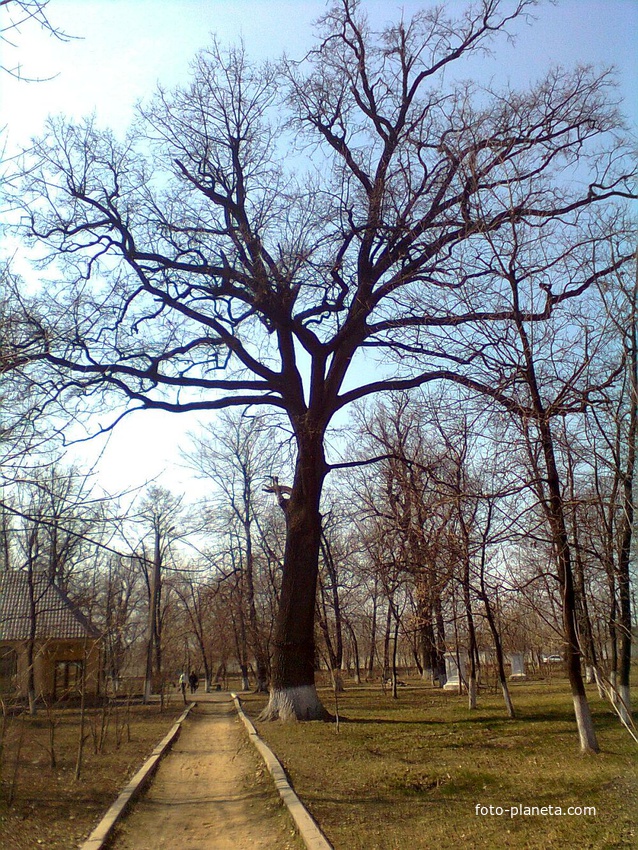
left=0, top=0, right=635, bottom=754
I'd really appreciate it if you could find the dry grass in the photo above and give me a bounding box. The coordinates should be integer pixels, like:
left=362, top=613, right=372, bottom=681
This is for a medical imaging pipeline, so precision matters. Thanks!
left=0, top=697, right=185, bottom=850
left=243, top=678, right=637, bottom=849
left=0, top=678, right=635, bottom=850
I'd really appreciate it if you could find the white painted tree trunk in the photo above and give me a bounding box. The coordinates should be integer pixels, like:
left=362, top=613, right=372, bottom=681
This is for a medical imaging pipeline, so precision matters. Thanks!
left=501, top=682, right=516, bottom=719
left=572, top=692, right=600, bottom=754
left=468, top=676, right=478, bottom=710
left=258, top=685, right=331, bottom=721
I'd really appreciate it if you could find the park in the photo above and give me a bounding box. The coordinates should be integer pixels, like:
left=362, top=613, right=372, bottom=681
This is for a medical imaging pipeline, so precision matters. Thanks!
left=0, top=0, right=636, bottom=847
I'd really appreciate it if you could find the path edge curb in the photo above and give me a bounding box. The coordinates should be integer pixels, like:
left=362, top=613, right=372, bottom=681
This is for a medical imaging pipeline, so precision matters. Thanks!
left=79, top=701, right=196, bottom=850
left=231, top=692, right=334, bottom=850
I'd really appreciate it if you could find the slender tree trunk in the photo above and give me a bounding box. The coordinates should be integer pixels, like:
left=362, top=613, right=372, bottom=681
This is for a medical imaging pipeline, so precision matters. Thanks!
left=572, top=538, right=600, bottom=677
left=616, top=255, right=637, bottom=723
left=565, top=444, right=604, bottom=695
left=462, top=555, right=479, bottom=710
left=514, top=285, right=599, bottom=754
left=144, top=530, right=161, bottom=704
left=537, top=419, right=600, bottom=753
left=26, top=564, right=38, bottom=715
left=238, top=606, right=250, bottom=691
left=318, top=530, right=344, bottom=692
left=434, top=592, right=447, bottom=686
left=482, top=593, right=515, bottom=719
left=476, top=501, right=515, bottom=718
left=74, top=641, right=88, bottom=780
left=243, top=519, right=270, bottom=693
left=367, top=579, right=379, bottom=677
left=317, top=574, right=344, bottom=692
left=382, top=602, right=393, bottom=683
left=411, top=642, right=424, bottom=677
left=346, top=620, right=361, bottom=685
left=1, top=508, right=10, bottom=572
left=391, top=614, right=400, bottom=699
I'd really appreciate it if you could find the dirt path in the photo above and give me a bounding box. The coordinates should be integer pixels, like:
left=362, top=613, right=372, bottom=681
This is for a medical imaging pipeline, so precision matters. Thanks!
left=109, top=693, right=302, bottom=850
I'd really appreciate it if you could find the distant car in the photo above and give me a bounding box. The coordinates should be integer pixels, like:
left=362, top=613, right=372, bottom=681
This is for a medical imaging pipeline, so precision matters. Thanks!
left=544, top=654, right=563, bottom=663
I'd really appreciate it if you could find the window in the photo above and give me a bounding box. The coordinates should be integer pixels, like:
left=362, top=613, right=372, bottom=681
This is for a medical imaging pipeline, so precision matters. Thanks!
left=54, top=660, right=83, bottom=697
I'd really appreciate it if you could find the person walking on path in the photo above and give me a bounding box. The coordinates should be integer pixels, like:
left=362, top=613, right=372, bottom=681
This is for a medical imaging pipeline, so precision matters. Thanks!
left=189, top=671, right=199, bottom=694
left=178, top=672, right=187, bottom=704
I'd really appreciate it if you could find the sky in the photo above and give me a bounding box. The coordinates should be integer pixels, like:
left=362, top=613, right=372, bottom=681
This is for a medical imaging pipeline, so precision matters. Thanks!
left=1, top=0, right=637, bottom=498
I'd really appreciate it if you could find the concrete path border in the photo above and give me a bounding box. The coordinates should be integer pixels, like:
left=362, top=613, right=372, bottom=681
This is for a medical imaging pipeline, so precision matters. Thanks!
left=79, top=702, right=195, bottom=850
left=231, top=692, right=334, bottom=850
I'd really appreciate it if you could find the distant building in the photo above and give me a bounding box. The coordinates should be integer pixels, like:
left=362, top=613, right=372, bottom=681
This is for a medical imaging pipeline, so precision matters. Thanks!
left=0, top=571, right=101, bottom=700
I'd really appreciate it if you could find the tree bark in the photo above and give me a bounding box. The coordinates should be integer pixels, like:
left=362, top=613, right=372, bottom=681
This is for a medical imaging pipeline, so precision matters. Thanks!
left=143, top=529, right=161, bottom=704
left=481, top=593, right=515, bottom=719
left=367, top=579, right=379, bottom=678
left=259, top=430, right=330, bottom=721
left=345, top=619, right=361, bottom=685
left=511, top=272, right=599, bottom=754
left=615, top=254, right=637, bottom=724
left=243, top=512, right=270, bottom=693
left=26, top=565, right=38, bottom=716
left=535, top=420, right=600, bottom=753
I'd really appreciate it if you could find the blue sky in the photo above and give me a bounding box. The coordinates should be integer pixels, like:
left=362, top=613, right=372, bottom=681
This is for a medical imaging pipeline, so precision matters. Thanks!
left=1, top=0, right=636, bottom=495
left=3, top=0, right=636, bottom=148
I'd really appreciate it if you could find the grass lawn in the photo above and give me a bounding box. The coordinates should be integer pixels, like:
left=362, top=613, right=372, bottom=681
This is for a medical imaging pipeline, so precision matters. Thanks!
left=241, top=678, right=637, bottom=849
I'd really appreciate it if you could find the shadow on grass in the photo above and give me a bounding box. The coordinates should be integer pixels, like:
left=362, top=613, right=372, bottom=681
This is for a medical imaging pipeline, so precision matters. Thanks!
left=338, top=716, right=445, bottom=726
left=339, top=711, right=568, bottom=726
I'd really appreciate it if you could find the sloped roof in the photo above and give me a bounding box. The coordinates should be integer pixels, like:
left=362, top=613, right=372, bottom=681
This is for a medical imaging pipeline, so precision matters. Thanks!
left=0, top=570, right=99, bottom=641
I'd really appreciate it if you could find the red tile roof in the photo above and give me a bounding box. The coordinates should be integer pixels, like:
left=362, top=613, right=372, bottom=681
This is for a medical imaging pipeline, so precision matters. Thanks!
left=0, top=571, right=99, bottom=641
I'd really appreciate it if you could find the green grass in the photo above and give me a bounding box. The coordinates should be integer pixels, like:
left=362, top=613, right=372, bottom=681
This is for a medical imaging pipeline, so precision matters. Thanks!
left=240, top=679, right=637, bottom=849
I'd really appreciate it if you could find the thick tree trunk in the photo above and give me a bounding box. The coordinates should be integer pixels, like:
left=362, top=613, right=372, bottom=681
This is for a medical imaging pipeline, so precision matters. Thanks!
left=259, top=431, right=330, bottom=721
left=418, top=592, right=437, bottom=683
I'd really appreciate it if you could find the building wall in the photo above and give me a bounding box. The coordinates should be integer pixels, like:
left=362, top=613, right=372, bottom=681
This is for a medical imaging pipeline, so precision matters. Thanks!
left=0, top=638, right=101, bottom=699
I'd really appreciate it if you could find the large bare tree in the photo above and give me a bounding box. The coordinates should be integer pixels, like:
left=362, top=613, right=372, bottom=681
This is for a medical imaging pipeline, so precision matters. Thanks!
left=11, top=0, right=634, bottom=721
